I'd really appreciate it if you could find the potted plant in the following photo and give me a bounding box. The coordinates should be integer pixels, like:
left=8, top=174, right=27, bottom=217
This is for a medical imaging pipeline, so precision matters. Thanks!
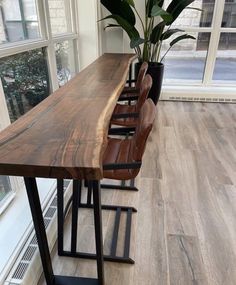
left=100, top=0, right=200, bottom=104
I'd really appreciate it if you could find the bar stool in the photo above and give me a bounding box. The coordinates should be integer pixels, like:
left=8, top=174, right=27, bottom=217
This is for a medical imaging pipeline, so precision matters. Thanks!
left=118, top=62, right=148, bottom=103
left=111, top=74, right=152, bottom=128
left=57, top=99, right=156, bottom=264
left=108, top=74, right=152, bottom=191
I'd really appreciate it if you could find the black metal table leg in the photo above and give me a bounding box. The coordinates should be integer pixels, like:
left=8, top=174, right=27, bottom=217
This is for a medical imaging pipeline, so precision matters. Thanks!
left=92, top=180, right=105, bottom=285
left=71, top=180, right=81, bottom=253
left=24, top=177, right=55, bottom=285
left=57, top=179, right=64, bottom=256
left=26, top=177, right=103, bottom=285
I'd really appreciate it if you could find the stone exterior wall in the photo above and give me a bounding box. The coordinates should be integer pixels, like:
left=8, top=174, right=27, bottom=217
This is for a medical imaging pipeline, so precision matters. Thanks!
left=48, top=0, right=69, bottom=35
left=162, top=0, right=204, bottom=52
left=0, top=0, right=69, bottom=44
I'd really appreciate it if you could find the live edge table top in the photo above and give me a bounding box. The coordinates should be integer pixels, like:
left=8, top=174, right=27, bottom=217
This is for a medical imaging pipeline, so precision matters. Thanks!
left=0, top=53, right=136, bottom=180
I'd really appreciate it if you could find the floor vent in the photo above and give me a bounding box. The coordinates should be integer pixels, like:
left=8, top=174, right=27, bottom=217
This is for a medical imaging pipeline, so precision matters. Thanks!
left=168, top=96, right=236, bottom=103
left=5, top=180, right=72, bottom=285
left=11, top=262, right=29, bottom=280
left=21, top=246, right=37, bottom=262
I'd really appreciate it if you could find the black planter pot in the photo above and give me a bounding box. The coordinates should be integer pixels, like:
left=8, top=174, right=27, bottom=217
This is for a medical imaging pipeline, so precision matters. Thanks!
left=135, top=62, right=164, bottom=105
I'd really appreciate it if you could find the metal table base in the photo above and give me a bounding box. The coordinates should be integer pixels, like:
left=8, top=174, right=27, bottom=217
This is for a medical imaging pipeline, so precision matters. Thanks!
left=24, top=177, right=104, bottom=285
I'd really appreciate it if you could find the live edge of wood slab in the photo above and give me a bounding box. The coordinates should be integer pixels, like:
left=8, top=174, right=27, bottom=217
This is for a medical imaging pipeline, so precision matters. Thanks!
left=0, top=53, right=136, bottom=180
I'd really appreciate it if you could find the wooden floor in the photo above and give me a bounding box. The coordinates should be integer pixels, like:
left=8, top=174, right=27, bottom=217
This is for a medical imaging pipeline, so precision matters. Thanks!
left=39, top=101, right=236, bottom=285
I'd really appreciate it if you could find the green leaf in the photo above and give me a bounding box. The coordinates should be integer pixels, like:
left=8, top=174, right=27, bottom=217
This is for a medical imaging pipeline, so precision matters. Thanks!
left=101, top=0, right=136, bottom=25
left=186, top=7, right=203, bottom=12
left=166, top=0, right=195, bottom=25
left=150, top=21, right=165, bottom=44
left=100, top=15, right=144, bottom=48
left=123, top=0, right=135, bottom=8
left=151, top=4, right=173, bottom=22
left=170, top=34, right=196, bottom=47
left=147, top=0, right=164, bottom=17
left=160, top=29, right=184, bottom=40
left=147, top=0, right=156, bottom=17
left=104, top=24, right=121, bottom=30
left=130, top=37, right=145, bottom=49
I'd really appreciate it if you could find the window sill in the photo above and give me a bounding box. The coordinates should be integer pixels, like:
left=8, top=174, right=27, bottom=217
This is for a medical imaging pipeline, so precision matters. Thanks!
left=0, top=192, right=16, bottom=216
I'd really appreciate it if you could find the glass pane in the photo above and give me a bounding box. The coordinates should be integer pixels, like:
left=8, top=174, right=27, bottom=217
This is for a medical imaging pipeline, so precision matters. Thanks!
left=163, top=0, right=215, bottom=27
left=48, top=0, right=71, bottom=35
left=55, top=41, right=76, bottom=86
left=26, top=22, right=40, bottom=38
left=222, top=0, right=236, bottom=27
left=23, top=0, right=38, bottom=21
left=162, top=32, right=210, bottom=83
left=5, top=22, right=25, bottom=42
left=0, top=0, right=40, bottom=44
left=0, top=176, right=12, bottom=204
left=0, top=48, right=51, bottom=122
left=2, top=0, right=21, bottom=21
left=213, top=33, right=236, bottom=82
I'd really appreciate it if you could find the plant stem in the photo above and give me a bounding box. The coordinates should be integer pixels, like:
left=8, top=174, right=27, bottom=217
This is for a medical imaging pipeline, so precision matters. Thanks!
left=160, top=46, right=171, bottom=62
left=134, top=7, right=145, bottom=35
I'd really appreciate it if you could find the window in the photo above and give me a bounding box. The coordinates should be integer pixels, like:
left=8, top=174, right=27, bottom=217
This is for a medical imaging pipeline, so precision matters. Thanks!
left=55, top=41, right=76, bottom=86
left=213, top=33, right=236, bottom=82
left=162, top=32, right=211, bottom=82
left=0, top=0, right=40, bottom=44
left=161, top=0, right=236, bottom=87
left=0, top=48, right=50, bottom=122
left=48, top=0, right=72, bottom=35
left=0, top=176, right=12, bottom=206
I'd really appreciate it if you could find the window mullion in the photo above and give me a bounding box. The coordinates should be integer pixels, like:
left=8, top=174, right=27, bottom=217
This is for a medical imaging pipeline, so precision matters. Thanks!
left=18, top=0, right=28, bottom=39
left=42, top=0, right=59, bottom=92
left=36, top=0, right=48, bottom=40
left=203, top=0, right=225, bottom=85
left=71, top=0, right=78, bottom=34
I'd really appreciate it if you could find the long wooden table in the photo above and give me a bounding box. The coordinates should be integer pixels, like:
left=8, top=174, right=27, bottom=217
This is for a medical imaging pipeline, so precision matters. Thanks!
left=0, top=53, right=136, bottom=285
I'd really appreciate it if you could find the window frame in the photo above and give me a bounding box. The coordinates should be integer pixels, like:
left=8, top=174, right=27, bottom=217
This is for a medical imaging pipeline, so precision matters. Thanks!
left=161, top=0, right=236, bottom=88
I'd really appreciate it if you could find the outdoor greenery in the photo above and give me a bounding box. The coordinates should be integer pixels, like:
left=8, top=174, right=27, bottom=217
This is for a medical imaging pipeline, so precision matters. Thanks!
left=0, top=48, right=50, bottom=122
left=101, top=0, right=200, bottom=62
left=0, top=44, right=70, bottom=122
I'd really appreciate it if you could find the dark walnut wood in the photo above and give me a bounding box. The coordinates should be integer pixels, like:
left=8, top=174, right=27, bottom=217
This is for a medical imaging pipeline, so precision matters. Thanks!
left=0, top=53, right=136, bottom=180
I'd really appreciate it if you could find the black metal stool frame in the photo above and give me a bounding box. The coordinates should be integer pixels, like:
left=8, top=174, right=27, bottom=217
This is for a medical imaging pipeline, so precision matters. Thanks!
left=57, top=161, right=141, bottom=265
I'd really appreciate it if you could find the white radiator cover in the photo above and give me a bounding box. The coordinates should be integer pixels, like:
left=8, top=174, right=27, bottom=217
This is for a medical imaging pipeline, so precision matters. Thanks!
left=4, top=180, right=72, bottom=285
left=161, top=85, right=236, bottom=103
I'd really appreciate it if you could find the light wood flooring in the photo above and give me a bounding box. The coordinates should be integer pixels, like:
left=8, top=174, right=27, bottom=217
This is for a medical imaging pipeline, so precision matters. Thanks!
left=39, top=101, right=236, bottom=285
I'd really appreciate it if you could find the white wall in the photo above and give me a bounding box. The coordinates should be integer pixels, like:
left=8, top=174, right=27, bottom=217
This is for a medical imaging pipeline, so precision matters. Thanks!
left=99, top=0, right=144, bottom=54
left=77, top=0, right=100, bottom=69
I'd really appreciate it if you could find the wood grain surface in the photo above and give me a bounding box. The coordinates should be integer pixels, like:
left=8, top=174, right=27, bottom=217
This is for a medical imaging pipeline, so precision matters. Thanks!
left=0, top=53, right=136, bottom=180
left=38, top=101, right=236, bottom=285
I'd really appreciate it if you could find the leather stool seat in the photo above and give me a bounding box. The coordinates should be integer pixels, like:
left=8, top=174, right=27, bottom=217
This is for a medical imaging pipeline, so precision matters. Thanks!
left=118, top=62, right=148, bottom=102
left=103, top=138, right=138, bottom=180
left=111, top=74, right=152, bottom=127
left=104, top=98, right=156, bottom=181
